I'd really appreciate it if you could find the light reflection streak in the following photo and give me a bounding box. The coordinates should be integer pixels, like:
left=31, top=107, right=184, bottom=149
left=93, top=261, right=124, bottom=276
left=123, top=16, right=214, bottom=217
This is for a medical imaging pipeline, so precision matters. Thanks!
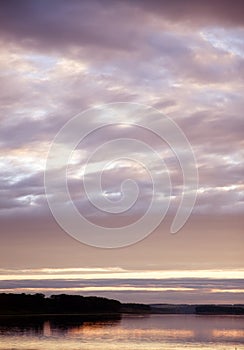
left=212, top=329, right=244, bottom=339
left=68, top=325, right=194, bottom=339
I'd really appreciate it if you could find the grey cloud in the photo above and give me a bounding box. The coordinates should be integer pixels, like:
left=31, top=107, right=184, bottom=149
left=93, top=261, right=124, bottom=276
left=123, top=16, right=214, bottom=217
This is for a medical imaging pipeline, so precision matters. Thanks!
left=124, top=0, right=244, bottom=27
left=199, top=163, right=244, bottom=188
left=178, top=111, right=244, bottom=152
left=0, top=0, right=242, bottom=87
left=0, top=277, right=243, bottom=290
left=0, top=1, right=243, bottom=59
left=196, top=189, right=243, bottom=213
left=0, top=1, right=143, bottom=54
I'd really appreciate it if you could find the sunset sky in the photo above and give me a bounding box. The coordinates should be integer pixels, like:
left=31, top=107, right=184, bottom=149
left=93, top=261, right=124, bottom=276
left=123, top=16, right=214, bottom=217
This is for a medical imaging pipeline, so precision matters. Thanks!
left=0, top=0, right=243, bottom=304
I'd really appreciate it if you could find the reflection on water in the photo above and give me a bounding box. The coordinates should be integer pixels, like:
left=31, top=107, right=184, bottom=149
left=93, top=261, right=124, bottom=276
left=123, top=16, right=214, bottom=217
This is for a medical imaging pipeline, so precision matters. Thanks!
left=0, top=314, right=243, bottom=349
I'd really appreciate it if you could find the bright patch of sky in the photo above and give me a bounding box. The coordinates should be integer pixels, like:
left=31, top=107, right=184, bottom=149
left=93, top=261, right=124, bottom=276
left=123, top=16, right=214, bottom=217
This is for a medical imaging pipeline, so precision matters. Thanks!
left=201, top=28, right=244, bottom=57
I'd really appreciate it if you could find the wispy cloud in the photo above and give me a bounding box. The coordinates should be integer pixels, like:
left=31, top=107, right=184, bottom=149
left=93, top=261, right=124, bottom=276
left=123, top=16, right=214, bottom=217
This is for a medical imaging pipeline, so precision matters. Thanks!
left=0, top=267, right=243, bottom=303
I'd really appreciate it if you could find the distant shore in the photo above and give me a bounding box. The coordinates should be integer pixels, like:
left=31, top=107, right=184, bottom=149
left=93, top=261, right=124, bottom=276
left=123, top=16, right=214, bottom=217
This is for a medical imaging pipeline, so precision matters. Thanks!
left=122, top=302, right=244, bottom=315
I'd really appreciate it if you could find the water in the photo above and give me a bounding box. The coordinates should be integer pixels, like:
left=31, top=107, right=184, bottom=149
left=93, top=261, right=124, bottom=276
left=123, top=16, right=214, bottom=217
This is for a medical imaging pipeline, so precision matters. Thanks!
left=0, top=314, right=243, bottom=349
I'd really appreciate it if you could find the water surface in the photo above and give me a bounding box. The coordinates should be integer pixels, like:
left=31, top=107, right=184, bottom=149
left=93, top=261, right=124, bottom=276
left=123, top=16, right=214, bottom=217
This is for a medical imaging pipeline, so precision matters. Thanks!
left=0, top=314, right=243, bottom=349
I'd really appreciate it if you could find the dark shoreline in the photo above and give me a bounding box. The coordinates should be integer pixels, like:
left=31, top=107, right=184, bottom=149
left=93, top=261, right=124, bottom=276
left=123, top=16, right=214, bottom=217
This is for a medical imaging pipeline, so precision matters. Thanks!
left=0, top=293, right=243, bottom=316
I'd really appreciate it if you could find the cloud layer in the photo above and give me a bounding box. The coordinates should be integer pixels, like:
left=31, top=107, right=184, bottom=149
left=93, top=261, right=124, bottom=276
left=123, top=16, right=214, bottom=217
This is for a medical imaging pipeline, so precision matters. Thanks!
left=0, top=0, right=243, bottom=296
left=0, top=267, right=243, bottom=304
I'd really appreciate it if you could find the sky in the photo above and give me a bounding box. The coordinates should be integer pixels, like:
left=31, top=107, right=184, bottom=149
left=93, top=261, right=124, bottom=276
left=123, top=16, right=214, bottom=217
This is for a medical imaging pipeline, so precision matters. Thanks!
left=0, top=0, right=243, bottom=304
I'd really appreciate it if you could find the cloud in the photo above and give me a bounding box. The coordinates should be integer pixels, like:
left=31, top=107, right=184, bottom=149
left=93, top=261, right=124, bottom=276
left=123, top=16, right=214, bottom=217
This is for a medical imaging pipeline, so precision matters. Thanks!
left=1, top=1, right=243, bottom=56
left=125, top=0, right=244, bottom=28
left=0, top=270, right=243, bottom=304
left=0, top=1, right=143, bottom=54
left=0, top=0, right=243, bottom=280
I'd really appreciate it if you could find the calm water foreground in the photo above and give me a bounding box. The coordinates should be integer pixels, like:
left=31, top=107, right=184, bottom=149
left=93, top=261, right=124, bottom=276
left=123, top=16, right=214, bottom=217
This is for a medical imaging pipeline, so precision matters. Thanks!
left=0, top=314, right=243, bottom=350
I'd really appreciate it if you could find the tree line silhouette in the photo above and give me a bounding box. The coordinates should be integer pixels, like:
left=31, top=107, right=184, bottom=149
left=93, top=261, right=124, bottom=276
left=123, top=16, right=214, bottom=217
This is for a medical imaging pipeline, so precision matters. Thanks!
left=0, top=293, right=121, bottom=315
